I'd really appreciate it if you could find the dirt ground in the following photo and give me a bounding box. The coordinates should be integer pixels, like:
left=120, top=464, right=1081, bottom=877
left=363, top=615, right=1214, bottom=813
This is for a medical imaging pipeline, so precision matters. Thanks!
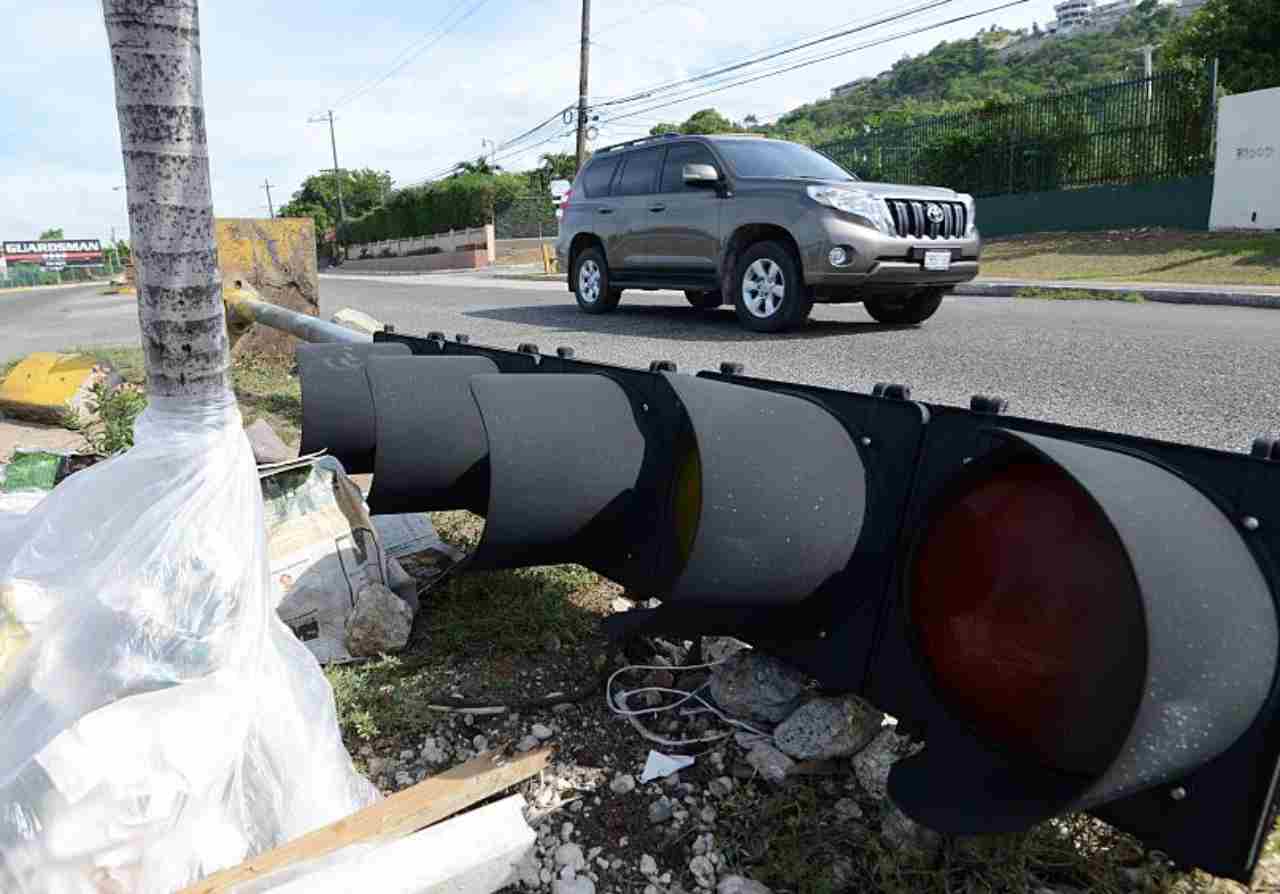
left=0, top=418, right=83, bottom=463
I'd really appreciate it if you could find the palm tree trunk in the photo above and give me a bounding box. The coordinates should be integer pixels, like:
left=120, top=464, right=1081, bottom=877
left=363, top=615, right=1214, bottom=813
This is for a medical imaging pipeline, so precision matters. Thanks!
left=103, top=0, right=230, bottom=400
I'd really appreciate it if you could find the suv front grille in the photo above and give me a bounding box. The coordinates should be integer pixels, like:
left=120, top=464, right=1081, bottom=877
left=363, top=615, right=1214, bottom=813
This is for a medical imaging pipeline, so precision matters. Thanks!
left=885, top=199, right=967, bottom=239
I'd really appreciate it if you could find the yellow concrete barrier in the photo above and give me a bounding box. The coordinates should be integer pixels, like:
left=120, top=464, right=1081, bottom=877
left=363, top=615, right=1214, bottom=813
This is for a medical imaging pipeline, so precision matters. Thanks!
left=0, top=353, right=117, bottom=424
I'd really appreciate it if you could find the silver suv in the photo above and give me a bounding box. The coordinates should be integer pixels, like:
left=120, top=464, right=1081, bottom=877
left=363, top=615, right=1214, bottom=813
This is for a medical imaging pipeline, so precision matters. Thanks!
left=555, top=134, right=981, bottom=332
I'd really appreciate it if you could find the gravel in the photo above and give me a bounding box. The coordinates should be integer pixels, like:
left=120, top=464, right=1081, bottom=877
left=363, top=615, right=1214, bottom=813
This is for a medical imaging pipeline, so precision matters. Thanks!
left=321, top=277, right=1280, bottom=453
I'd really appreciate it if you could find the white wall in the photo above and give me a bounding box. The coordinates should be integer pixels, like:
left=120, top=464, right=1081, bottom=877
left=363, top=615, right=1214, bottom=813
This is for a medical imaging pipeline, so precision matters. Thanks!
left=1210, top=87, right=1280, bottom=231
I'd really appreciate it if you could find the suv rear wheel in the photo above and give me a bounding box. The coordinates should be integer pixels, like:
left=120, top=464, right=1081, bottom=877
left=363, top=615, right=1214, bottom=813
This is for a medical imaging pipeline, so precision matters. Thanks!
left=864, top=289, right=946, bottom=325
left=731, top=242, right=812, bottom=333
left=684, top=290, right=722, bottom=310
left=573, top=247, right=622, bottom=314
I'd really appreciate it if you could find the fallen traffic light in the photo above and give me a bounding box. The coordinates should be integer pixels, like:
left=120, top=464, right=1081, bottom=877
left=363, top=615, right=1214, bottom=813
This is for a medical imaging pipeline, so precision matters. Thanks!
left=296, top=332, right=1280, bottom=881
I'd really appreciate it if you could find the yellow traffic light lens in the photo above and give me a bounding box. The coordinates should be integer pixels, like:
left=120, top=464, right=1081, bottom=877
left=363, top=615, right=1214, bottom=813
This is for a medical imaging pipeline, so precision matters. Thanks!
left=910, top=458, right=1146, bottom=776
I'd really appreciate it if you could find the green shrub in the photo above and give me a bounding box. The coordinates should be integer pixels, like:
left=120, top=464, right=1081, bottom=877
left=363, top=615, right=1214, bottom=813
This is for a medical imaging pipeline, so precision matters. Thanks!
left=63, top=381, right=149, bottom=455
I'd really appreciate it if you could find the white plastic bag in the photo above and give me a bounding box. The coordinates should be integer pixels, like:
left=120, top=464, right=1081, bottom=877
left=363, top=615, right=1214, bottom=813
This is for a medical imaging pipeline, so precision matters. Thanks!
left=0, top=394, right=379, bottom=892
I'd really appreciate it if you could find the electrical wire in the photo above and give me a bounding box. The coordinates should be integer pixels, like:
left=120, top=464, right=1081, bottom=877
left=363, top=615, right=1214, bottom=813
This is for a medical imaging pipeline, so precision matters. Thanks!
left=593, top=0, right=957, bottom=109
left=606, top=660, right=774, bottom=749
left=326, top=0, right=497, bottom=110
left=594, top=0, right=1031, bottom=127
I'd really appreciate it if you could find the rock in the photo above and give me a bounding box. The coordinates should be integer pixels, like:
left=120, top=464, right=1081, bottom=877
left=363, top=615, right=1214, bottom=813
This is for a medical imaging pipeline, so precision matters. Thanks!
left=834, top=797, right=863, bottom=820
left=517, top=735, right=541, bottom=752
left=562, top=822, right=574, bottom=841
left=472, top=735, right=488, bottom=752
left=703, top=636, right=750, bottom=663
left=640, top=854, right=658, bottom=876
left=745, top=743, right=795, bottom=784
left=610, top=596, right=635, bottom=613
left=394, top=770, right=413, bottom=787
left=717, top=877, right=773, bottom=894
left=517, top=850, right=542, bottom=888
left=646, top=669, right=676, bottom=689
left=344, top=582, right=413, bottom=656
left=421, top=737, right=448, bottom=764
left=852, top=728, right=907, bottom=800
left=830, top=857, right=855, bottom=889
left=331, top=307, right=384, bottom=336
left=699, top=806, right=717, bottom=824
left=880, top=803, right=942, bottom=860
left=244, top=418, right=293, bottom=464
left=649, top=798, right=674, bottom=824
left=555, top=843, right=586, bottom=871
left=773, top=695, right=883, bottom=761
left=708, top=652, right=806, bottom=723
left=610, top=773, right=636, bottom=795
left=553, top=878, right=596, bottom=894
left=693, top=833, right=714, bottom=856
left=543, top=632, right=563, bottom=653
left=689, top=855, right=717, bottom=888
left=559, top=864, right=577, bottom=881
left=532, top=723, right=555, bottom=741
left=552, top=702, right=577, bottom=714
left=708, top=776, right=735, bottom=798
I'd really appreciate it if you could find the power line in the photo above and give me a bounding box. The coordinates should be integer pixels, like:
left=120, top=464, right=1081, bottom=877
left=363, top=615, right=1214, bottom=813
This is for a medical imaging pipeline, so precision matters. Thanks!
left=594, top=0, right=958, bottom=109
left=595, top=0, right=1031, bottom=126
left=326, top=0, right=496, bottom=110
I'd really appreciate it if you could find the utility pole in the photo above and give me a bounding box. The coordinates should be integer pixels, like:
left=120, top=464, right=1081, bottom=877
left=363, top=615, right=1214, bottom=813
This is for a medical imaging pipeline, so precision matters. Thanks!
left=308, top=110, right=346, bottom=237
left=261, top=179, right=277, bottom=218
left=575, top=0, right=591, bottom=171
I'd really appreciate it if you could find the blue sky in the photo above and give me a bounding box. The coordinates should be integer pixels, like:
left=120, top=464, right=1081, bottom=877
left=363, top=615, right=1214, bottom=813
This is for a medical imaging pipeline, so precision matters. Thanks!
left=0, top=0, right=1061, bottom=243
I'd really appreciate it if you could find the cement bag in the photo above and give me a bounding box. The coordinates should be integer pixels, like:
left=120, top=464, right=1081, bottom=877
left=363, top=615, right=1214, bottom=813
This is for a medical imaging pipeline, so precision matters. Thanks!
left=0, top=394, right=378, bottom=893
left=262, top=456, right=457, bottom=664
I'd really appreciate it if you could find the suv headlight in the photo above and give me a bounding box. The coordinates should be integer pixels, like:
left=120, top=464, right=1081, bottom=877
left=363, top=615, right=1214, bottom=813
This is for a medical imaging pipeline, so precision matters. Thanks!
left=957, top=192, right=977, bottom=237
left=806, top=185, right=893, bottom=235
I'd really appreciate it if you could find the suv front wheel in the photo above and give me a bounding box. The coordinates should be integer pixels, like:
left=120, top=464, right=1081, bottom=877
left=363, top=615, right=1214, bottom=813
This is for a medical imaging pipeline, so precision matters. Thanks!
left=731, top=242, right=812, bottom=333
left=573, top=247, right=622, bottom=314
left=864, top=289, right=945, bottom=325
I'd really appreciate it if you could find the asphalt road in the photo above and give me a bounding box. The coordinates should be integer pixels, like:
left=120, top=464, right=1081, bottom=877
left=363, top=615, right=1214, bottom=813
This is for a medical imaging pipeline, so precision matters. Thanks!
left=3, top=276, right=1277, bottom=453
left=0, top=283, right=139, bottom=360
left=321, top=273, right=1280, bottom=453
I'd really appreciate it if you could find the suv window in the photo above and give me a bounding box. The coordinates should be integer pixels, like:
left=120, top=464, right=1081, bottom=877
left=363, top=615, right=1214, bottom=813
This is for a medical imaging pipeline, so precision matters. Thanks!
left=581, top=157, right=620, bottom=198
left=659, top=143, right=719, bottom=193
left=613, top=147, right=664, bottom=196
left=715, top=140, right=856, bottom=181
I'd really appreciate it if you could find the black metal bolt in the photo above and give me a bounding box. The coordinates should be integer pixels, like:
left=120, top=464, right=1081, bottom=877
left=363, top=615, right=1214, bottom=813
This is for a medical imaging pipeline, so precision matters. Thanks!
left=427, top=331, right=445, bottom=341
left=719, top=362, right=745, bottom=375
left=383, top=324, right=396, bottom=334
left=557, top=347, right=575, bottom=359
left=518, top=343, right=540, bottom=355
left=649, top=360, right=677, bottom=372
left=455, top=333, right=470, bottom=344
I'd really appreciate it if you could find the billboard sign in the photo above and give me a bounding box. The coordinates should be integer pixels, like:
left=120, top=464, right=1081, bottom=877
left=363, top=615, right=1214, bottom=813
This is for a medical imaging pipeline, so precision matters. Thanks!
left=1, top=239, right=105, bottom=270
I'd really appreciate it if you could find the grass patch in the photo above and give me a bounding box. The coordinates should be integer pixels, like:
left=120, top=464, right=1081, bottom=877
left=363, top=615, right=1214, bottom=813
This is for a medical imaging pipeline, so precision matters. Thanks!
left=1016, top=286, right=1144, bottom=302
left=80, top=346, right=303, bottom=445
left=714, top=780, right=1211, bottom=894
left=982, top=228, right=1280, bottom=287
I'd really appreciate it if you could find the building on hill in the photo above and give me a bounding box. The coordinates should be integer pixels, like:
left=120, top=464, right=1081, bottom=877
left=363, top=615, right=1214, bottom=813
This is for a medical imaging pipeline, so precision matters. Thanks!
left=1049, top=0, right=1181, bottom=32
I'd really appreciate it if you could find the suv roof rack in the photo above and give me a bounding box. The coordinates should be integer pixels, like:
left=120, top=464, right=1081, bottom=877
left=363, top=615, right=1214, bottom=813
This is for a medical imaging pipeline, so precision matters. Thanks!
left=596, top=132, right=685, bottom=153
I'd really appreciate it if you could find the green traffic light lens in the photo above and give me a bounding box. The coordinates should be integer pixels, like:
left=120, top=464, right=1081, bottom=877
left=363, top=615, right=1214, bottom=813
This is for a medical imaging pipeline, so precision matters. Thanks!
left=910, top=457, right=1146, bottom=777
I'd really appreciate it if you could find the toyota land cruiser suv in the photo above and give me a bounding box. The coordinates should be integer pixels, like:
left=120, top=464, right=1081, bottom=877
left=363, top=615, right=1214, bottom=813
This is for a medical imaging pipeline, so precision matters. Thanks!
left=555, top=133, right=981, bottom=332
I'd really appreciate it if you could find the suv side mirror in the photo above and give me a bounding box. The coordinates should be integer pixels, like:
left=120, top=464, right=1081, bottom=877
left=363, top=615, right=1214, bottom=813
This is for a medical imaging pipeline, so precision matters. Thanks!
left=683, top=164, right=720, bottom=188
left=549, top=179, right=572, bottom=200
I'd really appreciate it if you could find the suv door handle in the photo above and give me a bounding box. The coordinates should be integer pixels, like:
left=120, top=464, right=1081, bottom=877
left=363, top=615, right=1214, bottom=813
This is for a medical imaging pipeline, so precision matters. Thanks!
left=648, top=204, right=666, bottom=212
left=597, top=207, right=614, bottom=215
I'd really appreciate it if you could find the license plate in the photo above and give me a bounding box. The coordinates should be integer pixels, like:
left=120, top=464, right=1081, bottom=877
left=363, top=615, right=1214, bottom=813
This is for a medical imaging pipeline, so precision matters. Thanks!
left=923, top=251, right=951, bottom=272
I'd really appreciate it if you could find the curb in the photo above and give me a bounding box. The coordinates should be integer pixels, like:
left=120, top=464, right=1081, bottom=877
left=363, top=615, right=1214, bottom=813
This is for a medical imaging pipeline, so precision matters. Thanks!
left=954, top=281, right=1280, bottom=310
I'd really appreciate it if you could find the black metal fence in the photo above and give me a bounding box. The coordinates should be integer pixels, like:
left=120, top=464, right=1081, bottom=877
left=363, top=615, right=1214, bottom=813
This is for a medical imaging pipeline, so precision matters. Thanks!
left=816, top=72, right=1215, bottom=197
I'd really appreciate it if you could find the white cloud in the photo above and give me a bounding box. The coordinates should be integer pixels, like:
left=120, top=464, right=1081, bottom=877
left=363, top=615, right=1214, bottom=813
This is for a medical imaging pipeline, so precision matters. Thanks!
left=1, top=0, right=1059, bottom=240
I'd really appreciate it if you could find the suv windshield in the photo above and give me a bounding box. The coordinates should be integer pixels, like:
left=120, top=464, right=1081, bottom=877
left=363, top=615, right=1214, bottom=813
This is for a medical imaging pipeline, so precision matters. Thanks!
left=715, top=140, right=856, bottom=181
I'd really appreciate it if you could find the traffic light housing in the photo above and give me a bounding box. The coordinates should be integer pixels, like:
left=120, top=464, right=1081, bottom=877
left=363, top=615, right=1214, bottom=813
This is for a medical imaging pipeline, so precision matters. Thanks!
left=296, top=330, right=1280, bottom=881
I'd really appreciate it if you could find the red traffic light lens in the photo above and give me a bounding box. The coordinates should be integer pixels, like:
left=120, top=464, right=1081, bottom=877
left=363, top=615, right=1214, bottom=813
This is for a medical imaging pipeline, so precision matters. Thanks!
left=910, top=457, right=1146, bottom=777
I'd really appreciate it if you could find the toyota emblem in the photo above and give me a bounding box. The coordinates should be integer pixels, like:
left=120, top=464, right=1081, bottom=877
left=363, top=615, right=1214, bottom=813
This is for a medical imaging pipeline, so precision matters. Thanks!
left=926, top=203, right=945, bottom=224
